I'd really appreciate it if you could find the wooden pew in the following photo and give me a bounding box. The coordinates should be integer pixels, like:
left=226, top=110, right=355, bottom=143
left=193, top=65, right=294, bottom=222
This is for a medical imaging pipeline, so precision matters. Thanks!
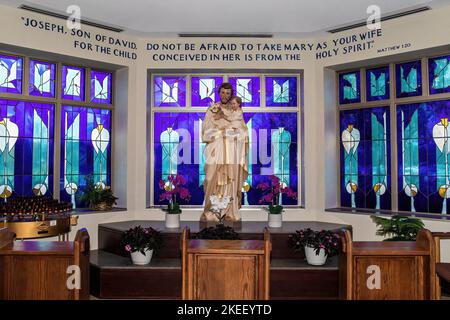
left=181, top=227, right=271, bottom=300
left=0, top=228, right=90, bottom=300
left=339, top=228, right=436, bottom=300
left=0, top=227, right=15, bottom=249
left=432, top=232, right=450, bottom=299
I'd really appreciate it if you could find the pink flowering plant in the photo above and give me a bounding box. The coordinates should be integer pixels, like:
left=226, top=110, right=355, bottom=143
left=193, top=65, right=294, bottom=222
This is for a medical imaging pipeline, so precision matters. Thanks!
left=289, top=228, right=340, bottom=257
left=121, top=225, right=163, bottom=255
left=158, top=174, right=191, bottom=214
left=256, top=175, right=297, bottom=214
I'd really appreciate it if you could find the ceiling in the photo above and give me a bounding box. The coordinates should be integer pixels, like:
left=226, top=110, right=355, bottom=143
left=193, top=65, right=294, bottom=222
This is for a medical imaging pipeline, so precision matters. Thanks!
left=1, top=0, right=450, bottom=38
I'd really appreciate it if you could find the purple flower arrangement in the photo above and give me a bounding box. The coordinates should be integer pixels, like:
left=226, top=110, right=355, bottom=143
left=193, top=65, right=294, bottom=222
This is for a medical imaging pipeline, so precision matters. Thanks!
left=158, top=174, right=191, bottom=214
left=256, top=175, right=297, bottom=214
left=289, top=228, right=340, bottom=257
left=120, top=225, right=163, bottom=255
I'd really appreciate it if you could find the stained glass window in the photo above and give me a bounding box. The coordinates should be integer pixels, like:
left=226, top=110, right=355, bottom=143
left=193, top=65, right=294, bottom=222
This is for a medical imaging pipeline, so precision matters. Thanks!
left=62, top=65, right=85, bottom=101
left=0, top=54, right=23, bottom=94
left=0, top=99, right=54, bottom=199
left=191, top=76, right=223, bottom=106
left=154, top=76, right=186, bottom=107
left=153, top=112, right=298, bottom=206
left=429, top=55, right=450, bottom=95
left=397, top=100, right=450, bottom=214
left=60, top=106, right=111, bottom=208
left=229, top=77, right=260, bottom=107
left=29, top=59, right=56, bottom=97
left=339, top=71, right=360, bottom=104
left=395, top=60, right=422, bottom=98
left=90, top=70, right=112, bottom=104
left=366, top=66, right=390, bottom=101
left=340, top=107, right=391, bottom=209
left=265, top=76, right=297, bottom=107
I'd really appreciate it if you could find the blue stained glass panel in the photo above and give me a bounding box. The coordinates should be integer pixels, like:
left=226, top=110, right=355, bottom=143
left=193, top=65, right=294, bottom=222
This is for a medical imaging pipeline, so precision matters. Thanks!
left=154, top=76, right=186, bottom=107
left=90, top=70, right=112, bottom=104
left=153, top=112, right=298, bottom=206
left=339, top=71, right=360, bottom=104
left=229, top=77, right=261, bottom=107
left=340, top=107, right=391, bottom=209
left=397, top=100, right=450, bottom=214
left=0, top=99, right=54, bottom=199
left=29, top=59, right=56, bottom=98
left=429, top=55, right=450, bottom=95
left=60, top=106, right=111, bottom=208
left=366, top=66, right=390, bottom=101
left=395, top=60, right=422, bottom=98
left=0, top=54, right=23, bottom=94
left=62, top=65, right=85, bottom=101
left=191, top=76, right=223, bottom=106
left=265, top=76, right=297, bottom=107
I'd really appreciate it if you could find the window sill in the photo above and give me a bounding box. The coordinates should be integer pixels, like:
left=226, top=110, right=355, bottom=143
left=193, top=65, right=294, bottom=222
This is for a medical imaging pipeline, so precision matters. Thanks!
left=325, top=207, right=450, bottom=222
left=70, top=207, right=127, bottom=216
left=146, top=206, right=306, bottom=211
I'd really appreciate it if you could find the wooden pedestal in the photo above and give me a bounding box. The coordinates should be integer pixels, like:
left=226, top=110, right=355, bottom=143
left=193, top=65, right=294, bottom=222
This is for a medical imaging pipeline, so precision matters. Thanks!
left=181, top=227, right=270, bottom=300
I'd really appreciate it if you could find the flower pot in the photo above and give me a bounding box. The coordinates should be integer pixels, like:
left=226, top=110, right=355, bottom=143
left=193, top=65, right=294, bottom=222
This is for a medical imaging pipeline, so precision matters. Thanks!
left=304, top=245, right=327, bottom=266
left=165, top=213, right=180, bottom=228
left=130, top=248, right=153, bottom=265
left=268, top=213, right=282, bottom=228
left=90, top=202, right=113, bottom=211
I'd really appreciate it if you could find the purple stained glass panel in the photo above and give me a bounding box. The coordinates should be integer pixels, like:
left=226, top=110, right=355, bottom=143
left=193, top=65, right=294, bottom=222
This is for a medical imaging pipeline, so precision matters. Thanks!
left=191, top=76, right=223, bottom=106
left=395, top=60, right=422, bottom=98
left=429, top=55, right=450, bottom=95
left=265, top=76, right=297, bottom=107
left=229, top=77, right=261, bottom=107
left=340, top=107, right=391, bottom=210
left=62, top=65, right=85, bottom=101
left=397, top=100, right=450, bottom=215
left=29, top=59, right=56, bottom=98
left=339, top=71, right=360, bottom=104
left=90, top=70, right=112, bottom=104
left=366, top=66, right=390, bottom=101
left=0, top=99, right=54, bottom=198
left=154, top=76, right=186, bottom=107
left=0, top=54, right=23, bottom=94
left=60, top=106, right=111, bottom=207
left=152, top=112, right=298, bottom=206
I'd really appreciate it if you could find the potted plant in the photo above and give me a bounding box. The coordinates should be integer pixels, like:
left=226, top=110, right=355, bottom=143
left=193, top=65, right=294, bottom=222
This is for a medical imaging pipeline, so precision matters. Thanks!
left=121, top=225, right=163, bottom=265
left=371, top=214, right=425, bottom=241
left=289, top=228, right=340, bottom=265
left=79, top=175, right=118, bottom=210
left=196, top=194, right=240, bottom=239
left=195, top=223, right=240, bottom=240
left=256, top=175, right=297, bottom=228
left=159, top=174, right=191, bottom=228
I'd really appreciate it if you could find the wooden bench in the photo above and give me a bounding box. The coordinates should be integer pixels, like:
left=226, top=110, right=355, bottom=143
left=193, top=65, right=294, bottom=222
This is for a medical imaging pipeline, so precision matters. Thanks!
left=0, top=228, right=90, bottom=300
left=339, top=228, right=436, bottom=300
left=432, top=232, right=450, bottom=299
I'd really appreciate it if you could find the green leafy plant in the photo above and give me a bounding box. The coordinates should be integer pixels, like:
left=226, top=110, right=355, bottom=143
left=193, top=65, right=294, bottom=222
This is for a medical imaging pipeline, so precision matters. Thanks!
left=371, top=215, right=425, bottom=241
left=289, top=228, right=340, bottom=256
left=79, top=175, right=118, bottom=209
left=267, top=204, right=283, bottom=214
left=121, top=225, right=163, bottom=255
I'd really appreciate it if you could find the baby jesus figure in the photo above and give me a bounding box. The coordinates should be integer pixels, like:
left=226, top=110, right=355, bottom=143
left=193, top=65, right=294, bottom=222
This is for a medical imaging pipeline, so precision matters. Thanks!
left=214, top=96, right=246, bottom=135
